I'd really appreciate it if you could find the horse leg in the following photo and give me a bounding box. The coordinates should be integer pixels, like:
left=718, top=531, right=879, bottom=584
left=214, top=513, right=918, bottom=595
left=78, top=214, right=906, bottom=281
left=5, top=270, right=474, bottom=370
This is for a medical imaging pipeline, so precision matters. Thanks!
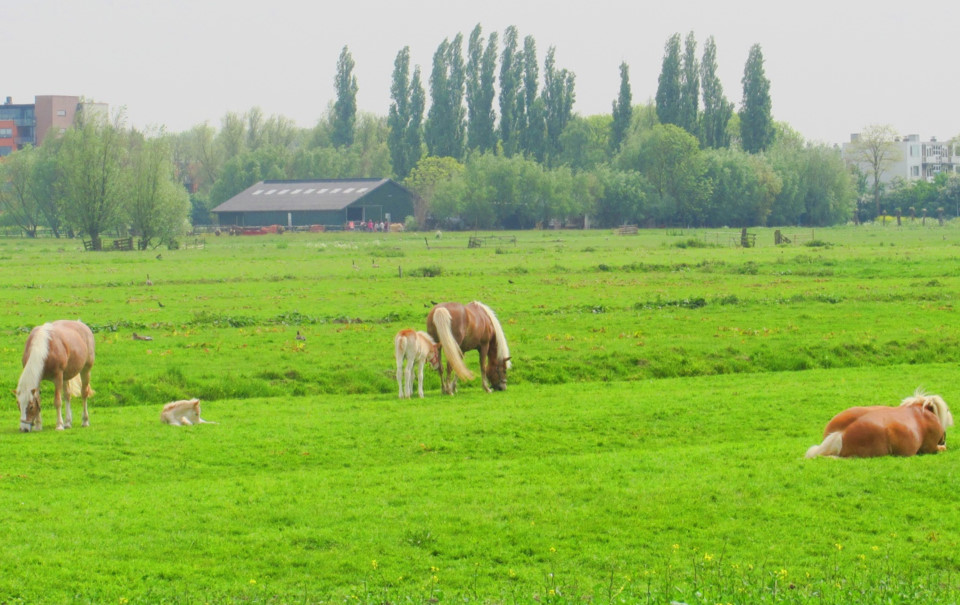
left=396, top=351, right=405, bottom=398
left=442, top=361, right=452, bottom=395
left=53, top=375, right=66, bottom=431
left=80, top=368, right=91, bottom=427
left=64, top=390, right=73, bottom=429
left=479, top=346, right=492, bottom=393
left=405, top=357, right=416, bottom=398
left=63, top=377, right=74, bottom=429
left=411, top=359, right=427, bottom=399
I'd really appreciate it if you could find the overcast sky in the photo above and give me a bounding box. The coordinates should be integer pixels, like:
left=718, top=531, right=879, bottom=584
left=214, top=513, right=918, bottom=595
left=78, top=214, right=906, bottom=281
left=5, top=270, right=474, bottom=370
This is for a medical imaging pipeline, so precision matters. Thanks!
left=7, top=0, right=959, bottom=146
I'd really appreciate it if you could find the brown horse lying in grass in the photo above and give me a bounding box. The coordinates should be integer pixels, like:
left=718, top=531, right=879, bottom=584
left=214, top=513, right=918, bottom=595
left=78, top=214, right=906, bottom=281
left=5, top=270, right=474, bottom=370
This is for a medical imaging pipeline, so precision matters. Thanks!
left=806, top=390, right=953, bottom=458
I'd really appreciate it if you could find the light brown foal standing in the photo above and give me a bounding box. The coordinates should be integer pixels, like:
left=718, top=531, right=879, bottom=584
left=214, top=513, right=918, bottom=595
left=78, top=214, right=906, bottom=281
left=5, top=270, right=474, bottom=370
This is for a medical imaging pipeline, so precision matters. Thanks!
left=15, top=320, right=96, bottom=432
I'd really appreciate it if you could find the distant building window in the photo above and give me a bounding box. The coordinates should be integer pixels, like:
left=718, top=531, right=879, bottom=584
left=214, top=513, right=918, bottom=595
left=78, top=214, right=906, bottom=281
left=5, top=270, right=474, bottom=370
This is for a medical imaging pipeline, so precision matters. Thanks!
left=57, top=110, right=66, bottom=117
left=910, top=145, right=920, bottom=157
left=0, top=128, right=12, bottom=137
left=911, top=166, right=920, bottom=177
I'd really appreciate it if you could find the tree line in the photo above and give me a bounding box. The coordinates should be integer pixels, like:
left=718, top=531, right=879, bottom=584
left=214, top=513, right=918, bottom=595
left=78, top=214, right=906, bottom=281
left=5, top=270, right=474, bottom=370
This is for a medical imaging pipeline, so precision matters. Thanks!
left=9, top=25, right=942, bottom=237
left=0, top=111, right=189, bottom=248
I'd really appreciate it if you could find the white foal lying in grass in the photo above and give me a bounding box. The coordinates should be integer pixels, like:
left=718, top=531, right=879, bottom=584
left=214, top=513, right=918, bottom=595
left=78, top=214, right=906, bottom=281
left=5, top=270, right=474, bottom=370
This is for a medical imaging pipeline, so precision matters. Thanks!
left=161, top=398, right=217, bottom=426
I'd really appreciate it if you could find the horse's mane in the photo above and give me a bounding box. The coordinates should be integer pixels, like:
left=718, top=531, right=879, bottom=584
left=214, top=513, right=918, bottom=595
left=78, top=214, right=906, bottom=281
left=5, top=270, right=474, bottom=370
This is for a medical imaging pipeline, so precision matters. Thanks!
left=901, top=387, right=954, bottom=429
left=473, top=301, right=511, bottom=369
left=17, top=323, right=53, bottom=400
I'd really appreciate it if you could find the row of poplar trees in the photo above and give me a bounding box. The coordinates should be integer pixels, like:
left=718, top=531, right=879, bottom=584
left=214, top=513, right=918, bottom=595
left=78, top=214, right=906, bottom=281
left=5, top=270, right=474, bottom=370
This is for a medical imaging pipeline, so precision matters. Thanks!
left=199, top=25, right=839, bottom=231
left=383, top=25, right=576, bottom=180
left=652, top=32, right=773, bottom=154
left=4, top=23, right=835, bottom=238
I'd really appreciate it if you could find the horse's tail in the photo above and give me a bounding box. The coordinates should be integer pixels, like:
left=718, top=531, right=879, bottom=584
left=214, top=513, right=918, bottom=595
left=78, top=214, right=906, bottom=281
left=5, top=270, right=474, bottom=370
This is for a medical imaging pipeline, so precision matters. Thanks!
left=805, top=431, right=843, bottom=458
left=64, top=375, right=95, bottom=399
left=432, top=308, right=474, bottom=381
left=474, top=301, right=511, bottom=369
left=394, top=330, right=409, bottom=364
left=67, top=375, right=83, bottom=398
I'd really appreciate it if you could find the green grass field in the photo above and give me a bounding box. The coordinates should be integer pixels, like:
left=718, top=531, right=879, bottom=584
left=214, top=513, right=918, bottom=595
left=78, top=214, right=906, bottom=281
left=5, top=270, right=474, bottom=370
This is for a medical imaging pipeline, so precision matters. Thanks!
left=1, top=225, right=959, bottom=603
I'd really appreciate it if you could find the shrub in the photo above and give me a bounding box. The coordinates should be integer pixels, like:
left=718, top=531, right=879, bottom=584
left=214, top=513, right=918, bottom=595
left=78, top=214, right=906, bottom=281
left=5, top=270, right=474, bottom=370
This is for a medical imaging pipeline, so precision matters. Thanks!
left=675, top=238, right=709, bottom=249
left=407, top=265, right=443, bottom=277
left=370, top=247, right=404, bottom=258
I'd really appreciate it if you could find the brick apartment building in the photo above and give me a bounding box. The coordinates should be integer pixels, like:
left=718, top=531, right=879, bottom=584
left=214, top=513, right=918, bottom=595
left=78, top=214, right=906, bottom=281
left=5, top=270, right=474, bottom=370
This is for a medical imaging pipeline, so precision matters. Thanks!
left=0, top=95, right=109, bottom=156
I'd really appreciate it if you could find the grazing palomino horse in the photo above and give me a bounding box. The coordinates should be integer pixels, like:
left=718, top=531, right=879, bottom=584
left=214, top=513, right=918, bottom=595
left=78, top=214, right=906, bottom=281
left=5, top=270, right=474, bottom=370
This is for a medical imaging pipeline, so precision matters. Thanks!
left=394, top=329, right=442, bottom=398
left=427, top=301, right=511, bottom=394
left=806, top=390, right=953, bottom=458
left=15, top=320, right=96, bottom=432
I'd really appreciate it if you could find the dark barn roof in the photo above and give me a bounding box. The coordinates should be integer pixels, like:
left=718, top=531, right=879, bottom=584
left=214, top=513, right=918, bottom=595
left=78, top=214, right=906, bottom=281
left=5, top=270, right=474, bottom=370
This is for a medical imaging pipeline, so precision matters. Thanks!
left=211, top=178, right=408, bottom=213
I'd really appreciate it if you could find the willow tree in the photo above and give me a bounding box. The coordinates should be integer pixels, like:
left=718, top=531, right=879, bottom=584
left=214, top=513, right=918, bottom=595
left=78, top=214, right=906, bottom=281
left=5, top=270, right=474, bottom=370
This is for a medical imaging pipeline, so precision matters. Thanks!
left=0, top=145, right=43, bottom=237
left=59, top=111, right=129, bottom=250
left=127, top=133, right=191, bottom=249
left=846, top=124, right=901, bottom=217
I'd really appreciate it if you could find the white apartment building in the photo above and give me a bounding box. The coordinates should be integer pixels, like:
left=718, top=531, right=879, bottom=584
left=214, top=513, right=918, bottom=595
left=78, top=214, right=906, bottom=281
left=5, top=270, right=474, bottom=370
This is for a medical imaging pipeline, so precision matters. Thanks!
left=843, top=133, right=960, bottom=183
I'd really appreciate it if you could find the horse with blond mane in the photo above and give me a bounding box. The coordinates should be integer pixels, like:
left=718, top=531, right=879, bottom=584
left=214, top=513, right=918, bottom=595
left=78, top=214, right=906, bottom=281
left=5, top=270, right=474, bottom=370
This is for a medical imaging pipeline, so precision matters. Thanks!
left=14, top=320, right=95, bottom=432
left=427, top=301, right=511, bottom=394
left=806, top=389, right=953, bottom=458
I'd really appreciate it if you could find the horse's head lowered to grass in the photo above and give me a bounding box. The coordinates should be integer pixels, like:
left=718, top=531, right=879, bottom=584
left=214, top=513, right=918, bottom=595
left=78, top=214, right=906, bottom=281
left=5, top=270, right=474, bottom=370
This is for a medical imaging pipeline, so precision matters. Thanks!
left=15, top=387, right=42, bottom=432
left=15, top=320, right=96, bottom=432
left=427, top=301, right=512, bottom=394
left=485, top=355, right=511, bottom=391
